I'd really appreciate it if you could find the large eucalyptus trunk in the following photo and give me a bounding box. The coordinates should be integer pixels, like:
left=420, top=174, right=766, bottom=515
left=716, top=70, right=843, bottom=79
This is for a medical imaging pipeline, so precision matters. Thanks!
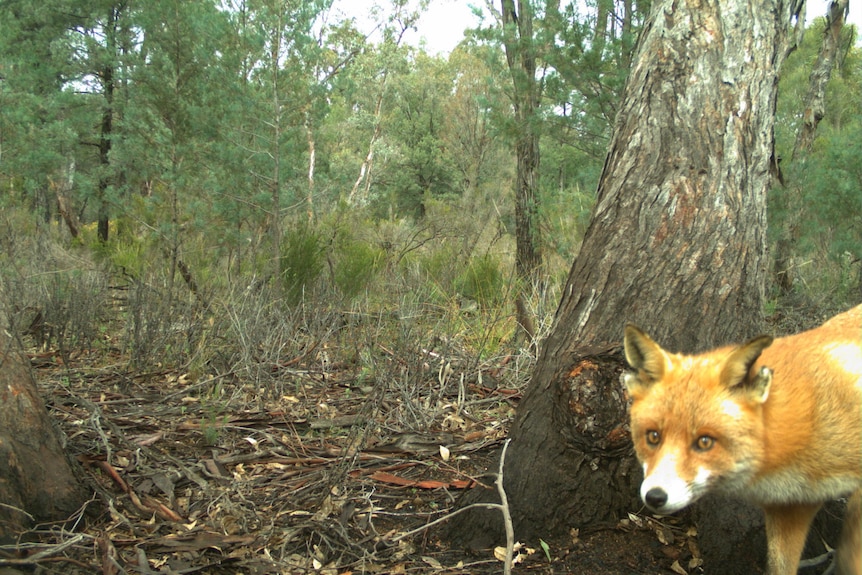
left=446, top=1, right=802, bottom=572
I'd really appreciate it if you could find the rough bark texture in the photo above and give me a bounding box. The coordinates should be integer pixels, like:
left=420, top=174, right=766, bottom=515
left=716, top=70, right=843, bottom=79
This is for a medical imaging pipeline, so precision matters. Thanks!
left=502, top=0, right=542, bottom=283
left=502, top=0, right=544, bottom=344
left=0, top=324, right=88, bottom=537
left=558, top=0, right=795, bottom=352
left=445, top=1, right=801, bottom=570
left=447, top=347, right=640, bottom=550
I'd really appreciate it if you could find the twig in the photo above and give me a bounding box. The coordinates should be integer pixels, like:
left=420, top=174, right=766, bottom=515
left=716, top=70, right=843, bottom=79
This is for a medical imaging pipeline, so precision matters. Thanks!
left=389, top=439, right=517, bottom=575
left=0, top=503, right=34, bottom=522
left=495, top=439, right=515, bottom=575
left=389, top=501, right=504, bottom=542
left=0, top=533, right=88, bottom=565
left=160, top=371, right=236, bottom=401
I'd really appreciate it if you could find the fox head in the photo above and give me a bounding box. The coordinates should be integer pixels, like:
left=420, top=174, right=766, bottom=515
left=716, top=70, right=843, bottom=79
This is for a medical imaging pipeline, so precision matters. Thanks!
left=623, top=325, right=774, bottom=513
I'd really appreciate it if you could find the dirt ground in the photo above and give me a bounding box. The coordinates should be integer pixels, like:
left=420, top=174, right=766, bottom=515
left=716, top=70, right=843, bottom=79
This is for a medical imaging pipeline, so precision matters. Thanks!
left=0, top=341, right=719, bottom=575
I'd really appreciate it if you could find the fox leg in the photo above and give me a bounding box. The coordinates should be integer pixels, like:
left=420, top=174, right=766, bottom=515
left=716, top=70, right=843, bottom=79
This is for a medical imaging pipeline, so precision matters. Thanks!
left=762, top=503, right=822, bottom=575
left=837, top=491, right=861, bottom=575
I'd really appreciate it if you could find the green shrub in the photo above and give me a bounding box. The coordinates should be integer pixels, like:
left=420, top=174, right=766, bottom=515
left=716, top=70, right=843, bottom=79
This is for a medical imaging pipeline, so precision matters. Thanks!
left=333, top=240, right=383, bottom=300
left=455, top=254, right=505, bottom=307
left=281, top=225, right=325, bottom=304
left=403, top=243, right=462, bottom=306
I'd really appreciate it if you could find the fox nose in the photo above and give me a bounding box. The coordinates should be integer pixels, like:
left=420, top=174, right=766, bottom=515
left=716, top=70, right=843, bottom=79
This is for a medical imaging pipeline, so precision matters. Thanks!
left=644, top=487, right=668, bottom=509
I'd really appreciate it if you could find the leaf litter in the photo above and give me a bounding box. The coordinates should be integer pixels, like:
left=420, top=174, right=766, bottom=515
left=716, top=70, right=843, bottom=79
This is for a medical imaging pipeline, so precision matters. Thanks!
left=6, top=339, right=699, bottom=574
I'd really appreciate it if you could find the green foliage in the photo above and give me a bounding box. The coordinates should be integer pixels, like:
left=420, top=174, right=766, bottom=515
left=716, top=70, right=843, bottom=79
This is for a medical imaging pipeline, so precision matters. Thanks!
left=0, top=216, right=108, bottom=357
left=454, top=254, right=506, bottom=307
left=200, top=381, right=228, bottom=446
left=332, top=236, right=384, bottom=301
left=802, top=120, right=862, bottom=257
left=772, top=19, right=862, bottom=302
left=0, top=0, right=624, bottom=293
left=94, top=229, right=147, bottom=277
left=406, top=242, right=464, bottom=304
left=281, top=225, right=325, bottom=304
left=540, top=181, right=596, bottom=260
left=377, top=53, right=461, bottom=217
left=539, top=538, right=552, bottom=562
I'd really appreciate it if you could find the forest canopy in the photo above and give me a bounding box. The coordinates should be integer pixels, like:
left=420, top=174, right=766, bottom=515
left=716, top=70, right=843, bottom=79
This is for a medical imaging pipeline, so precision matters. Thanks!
left=0, top=1, right=857, bottom=310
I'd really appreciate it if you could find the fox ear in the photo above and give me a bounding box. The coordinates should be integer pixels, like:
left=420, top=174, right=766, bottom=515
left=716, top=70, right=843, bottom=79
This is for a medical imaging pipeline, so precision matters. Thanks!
left=720, top=335, right=774, bottom=403
left=623, top=324, right=668, bottom=393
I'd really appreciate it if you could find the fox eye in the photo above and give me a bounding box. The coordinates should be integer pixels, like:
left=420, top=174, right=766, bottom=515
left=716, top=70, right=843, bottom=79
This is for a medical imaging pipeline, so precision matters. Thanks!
left=645, top=430, right=661, bottom=446
left=694, top=435, right=715, bottom=451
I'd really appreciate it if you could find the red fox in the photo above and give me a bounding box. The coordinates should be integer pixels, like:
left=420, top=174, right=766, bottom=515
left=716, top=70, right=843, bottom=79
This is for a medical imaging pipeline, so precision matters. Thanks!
left=623, top=305, right=862, bottom=575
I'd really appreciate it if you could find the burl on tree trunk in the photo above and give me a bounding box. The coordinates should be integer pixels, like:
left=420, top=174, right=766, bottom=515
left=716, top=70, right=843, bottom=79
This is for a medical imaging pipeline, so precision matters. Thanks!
left=0, top=327, right=87, bottom=537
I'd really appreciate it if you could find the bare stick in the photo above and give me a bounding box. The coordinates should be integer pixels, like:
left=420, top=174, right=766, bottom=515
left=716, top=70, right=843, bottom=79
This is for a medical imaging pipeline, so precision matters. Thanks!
left=496, top=439, right=515, bottom=575
left=390, top=501, right=504, bottom=542
left=0, top=533, right=87, bottom=565
left=389, top=438, right=517, bottom=575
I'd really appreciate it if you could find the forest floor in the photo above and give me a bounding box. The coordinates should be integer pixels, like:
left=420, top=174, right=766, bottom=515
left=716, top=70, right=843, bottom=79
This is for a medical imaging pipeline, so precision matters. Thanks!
left=13, top=335, right=704, bottom=575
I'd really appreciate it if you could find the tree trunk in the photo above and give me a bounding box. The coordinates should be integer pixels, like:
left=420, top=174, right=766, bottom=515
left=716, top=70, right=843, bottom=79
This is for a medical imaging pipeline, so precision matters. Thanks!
left=0, top=318, right=88, bottom=537
left=269, top=12, right=283, bottom=289
left=512, top=131, right=541, bottom=283
left=348, top=22, right=410, bottom=208
left=54, top=161, right=80, bottom=239
left=501, top=0, right=543, bottom=341
left=96, top=5, right=121, bottom=244
left=445, top=1, right=800, bottom=571
left=97, top=59, right=113, bottom=244
left=305, top=110, right=316, bottom=225
left=791, top=0, right=848, bottom=162
left=593, top=0, right=610, bottom=55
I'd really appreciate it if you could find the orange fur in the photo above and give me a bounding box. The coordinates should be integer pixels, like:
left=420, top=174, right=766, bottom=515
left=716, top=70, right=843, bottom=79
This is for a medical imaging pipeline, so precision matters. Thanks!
left=624, top=305, right=862, bottom=575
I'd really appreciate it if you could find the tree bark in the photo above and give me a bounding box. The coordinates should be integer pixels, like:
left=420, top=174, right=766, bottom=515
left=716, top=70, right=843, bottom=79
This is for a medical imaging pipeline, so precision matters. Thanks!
left=791, top=0, right=848, bottom=162
left=269, top=10, right=284, bottom=290
left=501, top=0, right=544, bottom=341
left=97, top=62, right=113, bottom=244
left=54, top=161, right=80, bottom=240
left=96, top=4, right=121, bottom=244
left=0, top=320, right=88, bottom=537
left=445, top=2, right=800, bottom=571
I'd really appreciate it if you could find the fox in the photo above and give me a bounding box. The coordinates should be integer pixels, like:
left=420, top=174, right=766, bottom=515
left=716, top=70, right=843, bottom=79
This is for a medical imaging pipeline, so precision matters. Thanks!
left=623, top=304, right=862, bottom=575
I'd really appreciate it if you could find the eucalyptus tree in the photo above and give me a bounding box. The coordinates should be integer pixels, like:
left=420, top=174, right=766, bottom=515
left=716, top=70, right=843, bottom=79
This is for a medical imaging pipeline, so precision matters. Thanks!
left=345, top=1, right=419, bottom=208
left=467, top=0, right=647, bottom=338
left=771, top=4, right=859, bottom=297
left=443, top=47, right=509, bottom=202
left=447, top=3, right=804, bottom=573
left=499, top=0, right=543, bottom=287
